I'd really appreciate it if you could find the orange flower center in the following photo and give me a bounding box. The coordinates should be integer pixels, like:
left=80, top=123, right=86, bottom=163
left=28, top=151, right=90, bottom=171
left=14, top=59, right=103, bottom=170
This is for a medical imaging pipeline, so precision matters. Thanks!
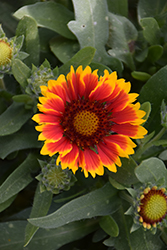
left=61, top=99, right=112, bottom=149
left=139, top=188, right=167, bottom=225
left=73, top=110, right=99, bottom=136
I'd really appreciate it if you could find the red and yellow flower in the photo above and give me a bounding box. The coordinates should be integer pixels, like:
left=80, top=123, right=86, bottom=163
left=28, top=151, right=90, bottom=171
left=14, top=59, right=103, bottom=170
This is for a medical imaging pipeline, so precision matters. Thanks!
left=32, top=66, right=147, bottom=177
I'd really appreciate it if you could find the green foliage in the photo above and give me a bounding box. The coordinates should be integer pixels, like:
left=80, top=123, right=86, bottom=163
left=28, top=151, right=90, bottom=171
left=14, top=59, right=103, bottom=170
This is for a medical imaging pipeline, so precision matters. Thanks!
left=1, top=0, right=167, bottom=249
left=14, top=2, right=75, bottom=39
left=28, top=183, right=118, bottom=229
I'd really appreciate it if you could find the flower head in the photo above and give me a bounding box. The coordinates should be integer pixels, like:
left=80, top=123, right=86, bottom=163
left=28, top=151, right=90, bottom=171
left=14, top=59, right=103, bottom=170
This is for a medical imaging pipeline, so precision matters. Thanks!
left=36, top=158, right=77, bottom=194
left=32, top=66, right=147, bottom=177
left=0, top=39, right=12, bottom=66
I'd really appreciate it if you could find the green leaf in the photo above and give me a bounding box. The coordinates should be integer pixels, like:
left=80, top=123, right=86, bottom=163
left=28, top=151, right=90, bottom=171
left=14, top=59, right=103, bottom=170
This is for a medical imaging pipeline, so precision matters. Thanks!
left=135, top=157, right=167, bottom=185
left=90, top=62, right=112, bottom=76
left=140, top=17, right=161, bottom=45
left=0, top=154, right=39, bottom=204
left=59, top=46, right=96, bottom=75
left=14, top=2, right=75, bottom=40
left=24, top=184, right=53, bottom=247
left=108, top=157, right=139, bottom=187
left=50, top=37, right=79, bottom=63
left=12, top=94, right=34, bottom=105
left=131, top=71, right=151, bottom=81
left=138, top=0, right=167, bottom=21
left=99, top=215, right=119, bottom=237
left=0, top=2, right=18, bottom=37
left=16, top=16, right=40, bottom=66
left=0, top=219, right=98, bottom=250
left=12, top=59, right=31, bottom=89
left=159, top=149, right=167, bottom=161
left=28, top=183, right=118, bottom=229
left=140, top=131, right=155, bottom=145
left=0, top=195, right=17, bottom=213
left=0, top=124, right=42, bottom=159
left=109, top=176, right=126, bottom=190
left=68, top=0, right=108, bottom=62
left=0, top=102, right=33, bottom=136
left=140, top=101, right=151, bottom=123
left=107, top=0, right=128, bottom=17
left=107, top=13, right=137, bottom=70
left=68, top=0, right=123, bottom=72
left=147, top=45, right=163, bottom=63
left=139, top=65, right=167, bottom=133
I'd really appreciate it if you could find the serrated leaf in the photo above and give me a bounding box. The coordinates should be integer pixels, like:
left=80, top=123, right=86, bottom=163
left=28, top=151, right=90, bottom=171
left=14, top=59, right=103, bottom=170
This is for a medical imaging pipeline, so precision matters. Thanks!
left=68, top=0, right=123, bottom=72
left=135, top=157, right=167, bottom=185
left=24, top=184, right=53, bottom=247
left=0, top=154, right=39, bottom=204
left=28, top=183, right=118, bottom=229
left=12, top=59, right=31, bottom=89
left=14, top=2, right=75, bottom=40
left=59, top=46, right=96, bottom=75
left=16, top=16, right=40, bottom=66
left=0, top=102, right=33, bottom=136
left=99, top=215, right=119, bottom=237
left=107, top=13, right=137, bottom=70
left=139, top=66, right=167, bottom=133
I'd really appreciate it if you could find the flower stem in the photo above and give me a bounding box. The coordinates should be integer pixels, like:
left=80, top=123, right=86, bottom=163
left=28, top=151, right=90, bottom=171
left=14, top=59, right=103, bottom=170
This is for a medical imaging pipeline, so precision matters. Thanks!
left=133, top=127, right=167, bottom=162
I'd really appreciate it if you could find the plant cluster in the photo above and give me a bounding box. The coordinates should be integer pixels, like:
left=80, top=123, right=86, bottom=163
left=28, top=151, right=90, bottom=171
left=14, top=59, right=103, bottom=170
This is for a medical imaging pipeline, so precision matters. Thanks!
left=1, top=0, right=167, bottom=249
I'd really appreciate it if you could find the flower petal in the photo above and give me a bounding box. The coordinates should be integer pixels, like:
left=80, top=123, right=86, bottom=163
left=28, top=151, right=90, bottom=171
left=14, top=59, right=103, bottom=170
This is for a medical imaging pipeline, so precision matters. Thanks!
left=36, top=124, right=63, bottom=142
left=112, top=123, right=147, bottom=139
left=57, top=144, right=79, bottom=174
left=112, top=103, right=146, bottom=125
left=32, top=113, right=60, bottom=124
left=82, top=66, right=98, bottom=98
left=41, top=137, right=72, bottom=157
left=40, top=92, right=65, bottom=113
left=83, top=149, right=103, bottom=178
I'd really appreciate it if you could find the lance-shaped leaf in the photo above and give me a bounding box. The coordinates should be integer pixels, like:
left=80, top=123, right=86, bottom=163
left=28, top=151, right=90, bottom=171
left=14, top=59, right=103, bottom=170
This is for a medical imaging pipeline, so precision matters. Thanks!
left=28, top=183, right=118, bottom=229
left=0, top=102, right=33, bottom=136
left=0, top=219, right=98, bottom=250
left=0, top=154, right=39, bottom=204
left=24, top=184, right=53, bottom=247
left=0, top=124, right=42, bottom=159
